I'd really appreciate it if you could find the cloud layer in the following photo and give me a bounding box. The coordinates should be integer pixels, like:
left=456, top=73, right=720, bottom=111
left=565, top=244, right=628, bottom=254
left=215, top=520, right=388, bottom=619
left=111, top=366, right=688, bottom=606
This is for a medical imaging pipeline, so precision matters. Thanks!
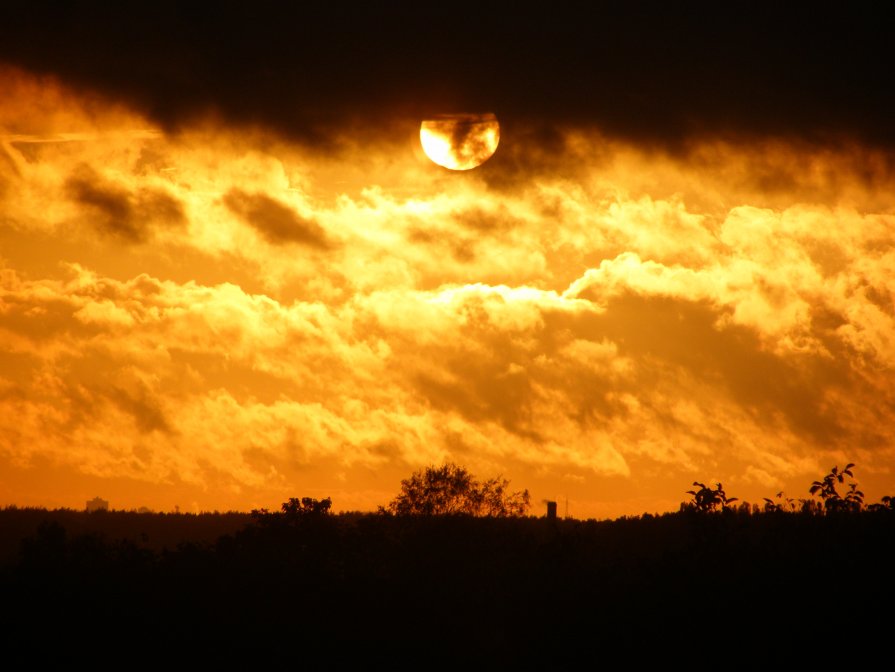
left=1, top=67, right=894, bottom=515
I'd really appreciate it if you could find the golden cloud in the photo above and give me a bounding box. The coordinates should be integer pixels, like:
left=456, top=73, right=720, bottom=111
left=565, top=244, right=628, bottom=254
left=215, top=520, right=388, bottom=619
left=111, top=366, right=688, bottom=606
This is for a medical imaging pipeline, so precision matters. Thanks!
left=1, top=67, right=894, bottom=517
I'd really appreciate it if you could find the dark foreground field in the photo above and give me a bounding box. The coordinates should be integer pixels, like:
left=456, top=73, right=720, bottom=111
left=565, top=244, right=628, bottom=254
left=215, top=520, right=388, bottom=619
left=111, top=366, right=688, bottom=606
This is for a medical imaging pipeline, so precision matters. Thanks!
left=2, top=507, right=893, bottom=665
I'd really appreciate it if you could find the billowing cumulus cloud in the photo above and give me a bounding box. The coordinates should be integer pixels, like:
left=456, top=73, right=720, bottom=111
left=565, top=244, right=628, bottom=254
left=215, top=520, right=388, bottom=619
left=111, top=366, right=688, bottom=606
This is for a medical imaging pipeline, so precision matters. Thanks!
left=0, top=66, right=894, bottom=517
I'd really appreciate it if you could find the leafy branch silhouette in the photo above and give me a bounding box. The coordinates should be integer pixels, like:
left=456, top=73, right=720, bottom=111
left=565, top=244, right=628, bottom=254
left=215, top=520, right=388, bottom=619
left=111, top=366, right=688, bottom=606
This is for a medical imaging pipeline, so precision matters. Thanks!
left=684, top=481, right=738, bottom=513
left=763, top=491, right=797, bottom=513
left=809, top=464, right=864, bottom=513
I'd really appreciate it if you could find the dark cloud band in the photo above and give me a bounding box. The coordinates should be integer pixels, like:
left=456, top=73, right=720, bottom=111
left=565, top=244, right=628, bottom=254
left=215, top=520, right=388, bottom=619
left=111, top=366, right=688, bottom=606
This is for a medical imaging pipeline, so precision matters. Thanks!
left=1, top=2, right=893, bottom=148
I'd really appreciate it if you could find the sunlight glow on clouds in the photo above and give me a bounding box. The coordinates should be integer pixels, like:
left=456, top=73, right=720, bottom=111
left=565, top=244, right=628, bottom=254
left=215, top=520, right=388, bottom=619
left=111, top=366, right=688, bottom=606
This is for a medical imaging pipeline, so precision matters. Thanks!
left=1, top=67, right=894, bottom=516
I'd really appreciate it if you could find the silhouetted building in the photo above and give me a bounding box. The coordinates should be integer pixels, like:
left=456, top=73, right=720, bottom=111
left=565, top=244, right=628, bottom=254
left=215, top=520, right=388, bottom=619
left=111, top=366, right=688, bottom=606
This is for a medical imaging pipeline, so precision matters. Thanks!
left=86, top=496, right=109, bottom=512
left=546, top=500, right=557, bottom=520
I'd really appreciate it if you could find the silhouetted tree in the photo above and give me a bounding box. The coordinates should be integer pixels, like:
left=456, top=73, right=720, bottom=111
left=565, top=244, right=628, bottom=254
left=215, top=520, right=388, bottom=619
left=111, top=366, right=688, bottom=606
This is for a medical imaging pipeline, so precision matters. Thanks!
left=251, top=497, right=332, bottom=526
left=282, top=497, right=332, bottom=517
left=385, top=463, right=530, bottom=516
left=684, top=481, right=737, bottom=513
left=810, top=464, right=864, bottom=513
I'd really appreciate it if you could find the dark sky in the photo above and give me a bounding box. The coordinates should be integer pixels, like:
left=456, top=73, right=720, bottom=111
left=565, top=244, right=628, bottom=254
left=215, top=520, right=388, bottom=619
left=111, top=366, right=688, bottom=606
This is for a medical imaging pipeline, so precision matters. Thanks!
left=1, top=2, right=893, bottom=147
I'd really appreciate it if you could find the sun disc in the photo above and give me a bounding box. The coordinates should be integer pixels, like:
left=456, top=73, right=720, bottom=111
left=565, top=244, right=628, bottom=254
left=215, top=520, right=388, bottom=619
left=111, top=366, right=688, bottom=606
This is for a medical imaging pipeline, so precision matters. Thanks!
left=420, top=113, right=500, bottom=170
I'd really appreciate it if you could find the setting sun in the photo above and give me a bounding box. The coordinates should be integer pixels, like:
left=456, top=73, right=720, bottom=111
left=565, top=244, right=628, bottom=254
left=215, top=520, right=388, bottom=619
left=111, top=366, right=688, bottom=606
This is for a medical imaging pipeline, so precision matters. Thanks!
left=420, top=113, right=500, bottom=170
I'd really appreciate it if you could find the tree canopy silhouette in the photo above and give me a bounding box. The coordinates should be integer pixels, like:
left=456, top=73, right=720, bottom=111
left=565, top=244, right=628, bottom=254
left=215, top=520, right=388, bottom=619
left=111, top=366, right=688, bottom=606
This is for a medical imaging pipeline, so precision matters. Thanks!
left=385, top=463, right=530, bottom=517
left=251, top=497, right=332, bottom=527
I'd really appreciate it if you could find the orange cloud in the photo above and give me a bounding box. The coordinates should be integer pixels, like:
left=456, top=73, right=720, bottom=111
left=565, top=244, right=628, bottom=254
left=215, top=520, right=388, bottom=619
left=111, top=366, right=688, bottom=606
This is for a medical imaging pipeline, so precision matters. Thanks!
left=1, top=67, right=894, bottom=518
left=65, top=164, right=186, bottom=242
left=222, top=188, right=331, bottom=249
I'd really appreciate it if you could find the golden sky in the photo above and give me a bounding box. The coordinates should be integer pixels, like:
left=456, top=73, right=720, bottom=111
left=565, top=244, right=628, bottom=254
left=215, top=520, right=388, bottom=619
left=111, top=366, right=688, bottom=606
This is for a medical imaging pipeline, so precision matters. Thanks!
left=1, top=59, right=894, bottom=518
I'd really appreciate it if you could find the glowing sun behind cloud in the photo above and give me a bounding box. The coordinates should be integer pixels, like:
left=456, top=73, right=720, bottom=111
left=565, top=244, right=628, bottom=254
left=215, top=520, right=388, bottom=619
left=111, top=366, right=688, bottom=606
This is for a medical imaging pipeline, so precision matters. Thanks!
left=420, top=113, right=500, bottom=170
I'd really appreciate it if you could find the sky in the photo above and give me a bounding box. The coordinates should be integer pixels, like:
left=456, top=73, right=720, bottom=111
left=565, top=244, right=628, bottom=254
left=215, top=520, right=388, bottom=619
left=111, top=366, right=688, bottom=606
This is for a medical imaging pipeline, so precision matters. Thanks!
left=1, top=4, right=894, bottom=517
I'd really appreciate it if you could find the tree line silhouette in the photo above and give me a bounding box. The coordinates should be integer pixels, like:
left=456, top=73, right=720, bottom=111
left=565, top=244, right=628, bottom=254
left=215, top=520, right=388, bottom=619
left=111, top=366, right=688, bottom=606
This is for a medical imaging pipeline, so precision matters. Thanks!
left=683, top=463, right=893, bottom=515
left=2, top=461, right=893, bottom=665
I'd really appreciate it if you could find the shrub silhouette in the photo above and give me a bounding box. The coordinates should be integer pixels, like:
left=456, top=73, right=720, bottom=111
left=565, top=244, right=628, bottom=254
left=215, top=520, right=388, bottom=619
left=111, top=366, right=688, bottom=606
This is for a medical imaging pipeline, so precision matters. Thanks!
left=385, top=462, right=530, bottom=516
left=869, top=495, right=894, bottom=512
left=684, top=481, right=738, bottom=513
left=762, top=491, right=796, bottom=513
left=809, top=464, right=864, bottom=513
left=251, top=497, right=333, bottom=526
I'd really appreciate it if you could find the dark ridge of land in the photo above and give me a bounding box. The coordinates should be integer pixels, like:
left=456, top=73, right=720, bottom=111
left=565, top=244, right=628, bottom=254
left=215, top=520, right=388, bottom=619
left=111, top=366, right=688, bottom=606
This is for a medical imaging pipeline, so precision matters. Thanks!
left=2, top=508, right=893, bottom=665
left=0, top=507, right=252, bottom=566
